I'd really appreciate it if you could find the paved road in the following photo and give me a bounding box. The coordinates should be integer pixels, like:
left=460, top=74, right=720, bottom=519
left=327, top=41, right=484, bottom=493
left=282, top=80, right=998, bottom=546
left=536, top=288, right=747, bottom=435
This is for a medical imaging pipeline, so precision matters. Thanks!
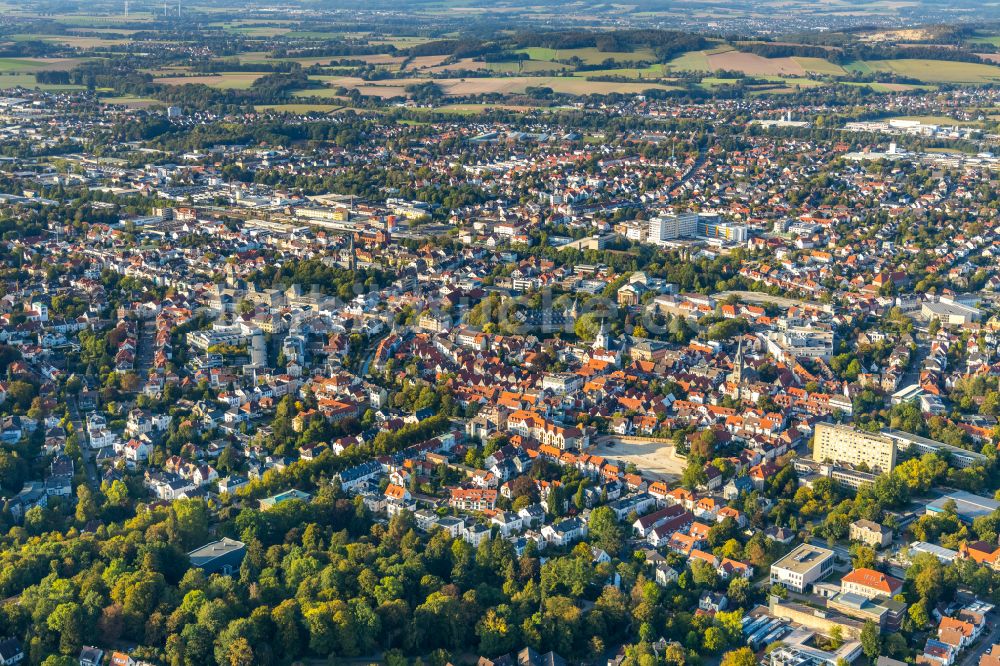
left=898, top=328, right=931, bottom=390
left=361, top=325, right=408, bottom=380
left=671, top=151, right=708, bottom=194
left=135, top=318, right=156, bottom=376
left=68, top=397, right=99, bottom=489
left=359, top=334, right=385, bottom=379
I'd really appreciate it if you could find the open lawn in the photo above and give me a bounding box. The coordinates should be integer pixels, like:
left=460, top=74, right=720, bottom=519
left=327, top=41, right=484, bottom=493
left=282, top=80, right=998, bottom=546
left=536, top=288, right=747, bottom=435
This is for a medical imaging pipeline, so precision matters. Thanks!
left=153, top=73, right=265, bottom=89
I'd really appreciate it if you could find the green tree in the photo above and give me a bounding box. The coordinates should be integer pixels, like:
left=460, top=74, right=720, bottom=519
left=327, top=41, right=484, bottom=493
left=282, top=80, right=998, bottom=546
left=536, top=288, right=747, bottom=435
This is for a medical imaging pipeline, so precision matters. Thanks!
left=47, top=602, right=83, bottom=655
left=721, top=647, right=757, bottom=666
left=104, top=479, right=129, bottom=507
left=860, top=620, right=881, bottom=659
left=588, top=506, right=624, bottom=555
left=703, top=626, right=726, bottom=653
left=75, top=484, right=98, bottom=523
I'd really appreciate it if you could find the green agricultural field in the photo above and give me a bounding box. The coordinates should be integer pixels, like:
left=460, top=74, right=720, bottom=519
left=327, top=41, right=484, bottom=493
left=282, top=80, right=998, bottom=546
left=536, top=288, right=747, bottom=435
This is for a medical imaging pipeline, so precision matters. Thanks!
left=699, top=77, right=743, bottom=88
left=581, top=65, right=667, bottom=79
left=748, top=78, right=828, bottom=95
left=0, top=72, right=87, bottom=91
left=43, top=13, right=154, bottom=25
left=848, top=59, right=1000, bottom=84
left=284, top=31, right=345, bottom=40
left=239, top=54, right=347, bottom=68
left=665, top=50, right=711, bottom=72
left=153, top=73, right=265, bottom=89
left=429, top=103, right=547, bottom=113
left=516, top=60, right=570, bottom=73
left=255, top=103, right=345, bottom=113
left=101, top=96, right=162, bottom=108
left=516, top=46, right=658, bottom=65
left=9, top=34, right=131, bottom=48
left=793, top=57, right=845, bottom=75
left=229, top=26, right=292, bottom=37
left=0, top=57, right=87, bottom=73
left=470, top=60, right=570, bottom=74
left=0, top=73, right=38, bottom=88
left=298, top=74, right=678, bottom=98
left=839, top=81, right=933, bottom=92
left=969, top=34, right=1000, bottom=46
left=66, top=27, right=142, bottom=35
left=294, top=87, right=353, bottom=99
left=367, top=36, right=436, bottom=48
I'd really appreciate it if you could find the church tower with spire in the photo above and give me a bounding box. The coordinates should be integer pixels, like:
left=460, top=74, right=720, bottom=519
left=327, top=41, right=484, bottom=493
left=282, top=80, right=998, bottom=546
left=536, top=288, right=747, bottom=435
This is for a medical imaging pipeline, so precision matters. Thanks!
left=347, top=233, right=357, bottom=272
left=594, top=319, right=609, bottom=351
left=732, top=338, right=746, bottom=385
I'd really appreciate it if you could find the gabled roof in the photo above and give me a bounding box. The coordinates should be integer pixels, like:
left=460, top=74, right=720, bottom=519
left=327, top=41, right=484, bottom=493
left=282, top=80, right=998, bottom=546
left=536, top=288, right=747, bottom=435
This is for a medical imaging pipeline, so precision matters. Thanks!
left=841, top=567, right=902, bottom=595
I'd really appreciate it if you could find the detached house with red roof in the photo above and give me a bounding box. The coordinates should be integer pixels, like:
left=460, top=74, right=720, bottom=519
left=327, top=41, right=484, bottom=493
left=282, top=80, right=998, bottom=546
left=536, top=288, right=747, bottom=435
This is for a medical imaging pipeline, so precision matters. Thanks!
left=841, top=568, right=902, bottom=600
left=938, top=611, right=986, bottom=652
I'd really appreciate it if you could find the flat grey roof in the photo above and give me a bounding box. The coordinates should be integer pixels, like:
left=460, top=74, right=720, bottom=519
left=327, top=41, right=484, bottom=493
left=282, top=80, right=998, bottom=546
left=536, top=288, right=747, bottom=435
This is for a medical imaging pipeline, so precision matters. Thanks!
left=188, top=537, right=245, bottom=566
left=772, top=543, right=835, bottom=575
left=927, top=491, right=999, bottom=521
left=883, top=428, right=987, bottom=461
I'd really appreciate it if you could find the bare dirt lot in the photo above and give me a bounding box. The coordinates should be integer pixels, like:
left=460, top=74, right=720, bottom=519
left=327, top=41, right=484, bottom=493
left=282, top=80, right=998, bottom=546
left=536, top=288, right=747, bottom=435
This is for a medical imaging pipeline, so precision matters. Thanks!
left=589, top=437, right=687, bottom=481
